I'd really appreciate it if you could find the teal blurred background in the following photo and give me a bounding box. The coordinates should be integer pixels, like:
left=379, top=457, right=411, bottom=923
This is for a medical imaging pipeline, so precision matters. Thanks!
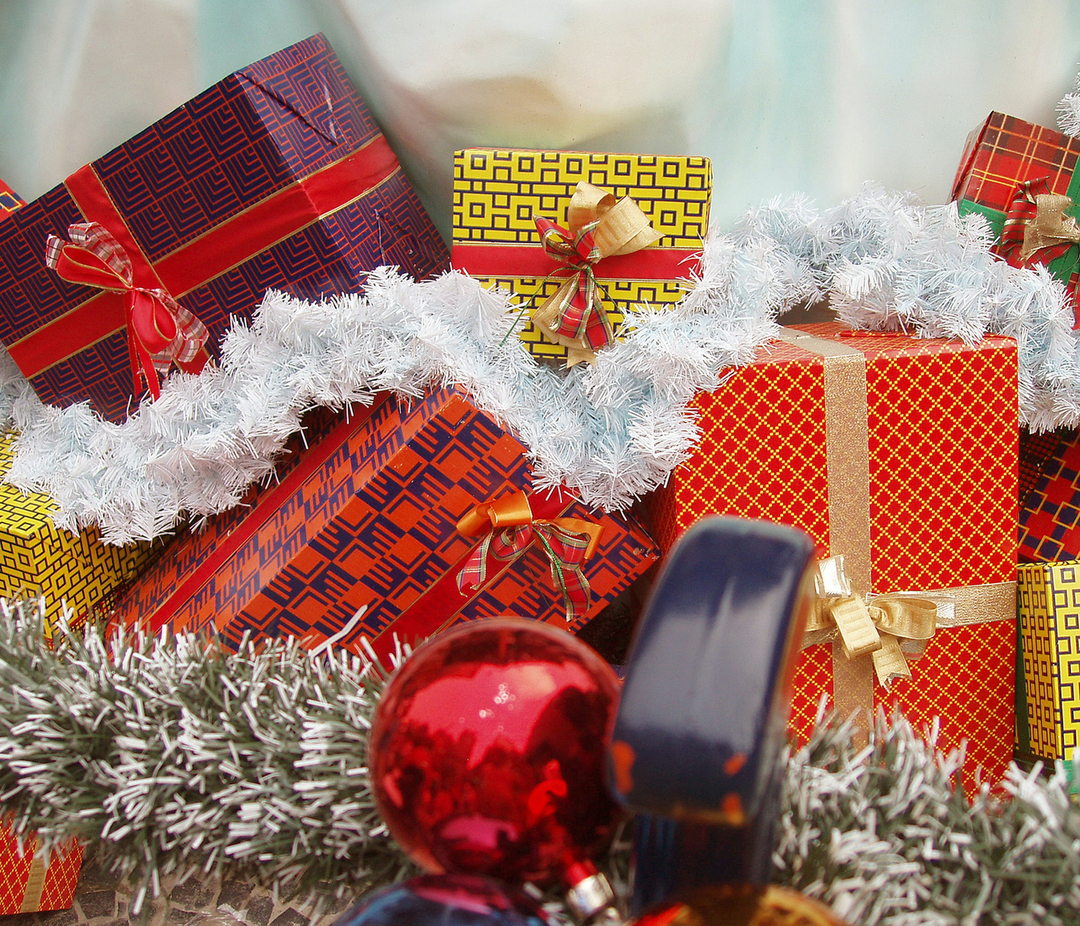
left=1, top=0, right=1078, bottom=241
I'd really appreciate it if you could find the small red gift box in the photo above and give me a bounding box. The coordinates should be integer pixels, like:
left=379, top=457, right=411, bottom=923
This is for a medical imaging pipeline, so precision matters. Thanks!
left=644, top=323, right=1018, bottom=787
left=0, top=821, right=82, bottom=915
left=952, top=111, right=1080, bottom=325
left=0, top=34, right=448, bottom=423
left=112, top=390, right=658, bottom=661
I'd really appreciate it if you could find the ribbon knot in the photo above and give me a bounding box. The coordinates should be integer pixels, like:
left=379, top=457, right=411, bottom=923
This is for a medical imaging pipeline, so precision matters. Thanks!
left=456, top=490, right=604, bottom=625
left=805, top=555, right=951, bottom=690
left=531, top=181, right=661, bottom=366
left=44, top=222, right=209, bottom=401
left=999, top=177, right=1080, bottom=322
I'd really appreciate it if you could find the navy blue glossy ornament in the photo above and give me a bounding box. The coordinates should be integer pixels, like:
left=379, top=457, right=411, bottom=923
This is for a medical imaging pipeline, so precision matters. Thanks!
left=333, top=873, right=554, bottom=926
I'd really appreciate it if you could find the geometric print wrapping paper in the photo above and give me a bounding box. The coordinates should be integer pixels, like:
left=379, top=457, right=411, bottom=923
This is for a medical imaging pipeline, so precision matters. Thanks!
left=111, top=389, right=658, bottom=662
left=1020, top=428, right=1080, bottom=562
left=0, top=433, right=153, bottom=642
left=645, top=322, right=1018, bottom=788
left=1017, top=560, right=1080, bottom=764
left=0, top=822, right=82, bottom=915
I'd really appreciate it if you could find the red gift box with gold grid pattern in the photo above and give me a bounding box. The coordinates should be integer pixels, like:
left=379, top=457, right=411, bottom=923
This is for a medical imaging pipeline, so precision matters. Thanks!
left=952, top=111, right=1080, bottom=323
left=644, top=323, right=1018, bottom=786
left=112, top=390, right=658, bottom=660
left=0, top=821, right=82, bottom=915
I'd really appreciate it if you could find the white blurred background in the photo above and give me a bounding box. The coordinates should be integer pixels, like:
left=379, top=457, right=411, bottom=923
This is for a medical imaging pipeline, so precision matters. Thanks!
left=1, top=0, right=1078, bottom=240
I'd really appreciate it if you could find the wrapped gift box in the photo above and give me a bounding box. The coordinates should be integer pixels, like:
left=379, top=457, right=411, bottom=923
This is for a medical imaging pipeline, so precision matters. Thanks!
left=1020, top=427, right=1072, bottom=512
left=0, top=822, right=82, bottom=915
left=1016, top=560, right=1080, bottom=764
left=0, top=433, right=153, bottom=642
left=451, top=148, right=711, bottom=365
left=952, top=111, right=1080, bottom=324
left=0, top=34, right=448, bottom=423
left=644, top=323, right=1018, bottom=786
left=112, top=391, right=659, bottom=661
left=1019, top=428, right=1080, bottom=562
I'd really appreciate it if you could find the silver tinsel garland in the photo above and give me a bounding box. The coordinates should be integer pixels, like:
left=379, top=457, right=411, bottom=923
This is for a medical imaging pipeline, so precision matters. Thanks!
left=2, top=599, right=1079, bottom=925
left=2, top=187, right=1079, bottom=546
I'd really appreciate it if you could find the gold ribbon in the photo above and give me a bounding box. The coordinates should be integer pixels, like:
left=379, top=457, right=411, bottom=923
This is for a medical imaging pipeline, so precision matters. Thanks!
left=775, top=328, right=1017, bottom=732
left=806, top=555, right=951, bottom=689
left=532, top=181, right=661, bottom=366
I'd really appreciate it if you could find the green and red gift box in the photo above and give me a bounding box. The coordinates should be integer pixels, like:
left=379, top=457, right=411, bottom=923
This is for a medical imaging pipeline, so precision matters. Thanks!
left=112, top=390, right=659, bottom=661
left=952, top=111, right=1080, bottom=324
left=0, top=34, right=447, bottom=423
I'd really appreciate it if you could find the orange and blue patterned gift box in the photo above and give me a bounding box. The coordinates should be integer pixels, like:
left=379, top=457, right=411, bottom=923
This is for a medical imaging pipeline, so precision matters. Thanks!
left=112, top=390, right=658, bottom=661
left=0, top=433, right=153, bottom=643
left=451, top=148, right=711, bottom=366
left=0, top=820, right=82, bottom=915
left=644, top=322, right=1018, bottom=787
left=0, top=34, right=447, bottom=424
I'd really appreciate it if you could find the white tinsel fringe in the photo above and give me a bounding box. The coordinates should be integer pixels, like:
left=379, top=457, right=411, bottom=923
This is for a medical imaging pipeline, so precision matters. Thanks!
left=2, top=186, right=1080, bottom=544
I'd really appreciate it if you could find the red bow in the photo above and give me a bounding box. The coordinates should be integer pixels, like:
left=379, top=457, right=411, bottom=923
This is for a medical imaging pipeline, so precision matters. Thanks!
left=45, top=222, right=209, bottom=400
left=456, top=490, right=603, bottom=625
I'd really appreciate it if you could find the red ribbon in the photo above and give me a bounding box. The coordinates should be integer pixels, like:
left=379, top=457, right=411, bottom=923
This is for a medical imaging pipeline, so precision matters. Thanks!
left=456, top=490, right=603, bottom=625
left=44, top=223, right=209, bottom=399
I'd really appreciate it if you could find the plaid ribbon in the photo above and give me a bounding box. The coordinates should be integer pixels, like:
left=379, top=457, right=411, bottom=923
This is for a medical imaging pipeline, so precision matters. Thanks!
left=998, top=177, right=1080, bottom=319
left=456, top=490, right=603, bottom=625
left=44, top=222, right=209, bottom=400
left=531, top=181, right=661, bottom=357
left=534, top=213, right=613, bottom=351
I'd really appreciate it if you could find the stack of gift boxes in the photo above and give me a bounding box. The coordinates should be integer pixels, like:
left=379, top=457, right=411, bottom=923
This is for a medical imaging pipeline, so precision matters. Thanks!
left=4, top=29, right=1080, bottom=912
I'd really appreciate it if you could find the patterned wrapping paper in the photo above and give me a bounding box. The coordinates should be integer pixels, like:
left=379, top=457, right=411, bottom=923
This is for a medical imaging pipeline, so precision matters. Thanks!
left=1019, top=427, right=1072, bottom=512
left=0, top=34, right=448, bottom=424
left=111, top=391, right=658, bottom=661
left=0, top=434, right=153, bottom=642
left=451, top=148, right=711, bottom=365
left=1019, top=429, right=1080, bottom=562
left=0, top=177, right=23, bottom=216
left=0, top=822, right=83, bottom=915
left=644, top=323, right=1018, bottom=785
left=952, top=111, right=1080, bottom=321
left=1016, top=560, right=1080, bottom=764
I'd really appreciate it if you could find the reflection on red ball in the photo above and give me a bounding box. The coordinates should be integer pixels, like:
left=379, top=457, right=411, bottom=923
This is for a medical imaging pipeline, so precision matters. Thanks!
left=369, top=618, right=623, bottom=888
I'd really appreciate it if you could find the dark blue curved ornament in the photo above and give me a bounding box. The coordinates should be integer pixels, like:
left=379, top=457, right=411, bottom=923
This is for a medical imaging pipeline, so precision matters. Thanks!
left=333, top=873, right=554, bottom=926
left=607, top=516, right=816, bottom=915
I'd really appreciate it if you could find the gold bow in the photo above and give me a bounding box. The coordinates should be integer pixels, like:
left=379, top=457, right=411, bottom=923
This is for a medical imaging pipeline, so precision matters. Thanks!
left=532, top=181, right=661, bottom=367
left=1021, top=192, right=1080, bottom=262
left=805, top=556, right=952, bottom=690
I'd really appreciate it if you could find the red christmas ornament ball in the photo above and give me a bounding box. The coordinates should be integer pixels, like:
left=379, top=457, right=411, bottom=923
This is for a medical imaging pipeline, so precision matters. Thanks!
left=369, top=618, right=623, bottom=889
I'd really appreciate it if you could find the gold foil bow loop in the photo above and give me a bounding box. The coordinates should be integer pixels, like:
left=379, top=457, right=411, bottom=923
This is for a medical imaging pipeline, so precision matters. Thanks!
left=532, top=181, right=661, bottom=366
left=809, top=556, right=953, bottom=690
left=1021, top=192, right=1080, bottom=262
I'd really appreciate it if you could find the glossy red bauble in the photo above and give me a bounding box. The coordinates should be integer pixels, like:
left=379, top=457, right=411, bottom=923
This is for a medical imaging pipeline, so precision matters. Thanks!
left=369, top=618, right=623, bottom=888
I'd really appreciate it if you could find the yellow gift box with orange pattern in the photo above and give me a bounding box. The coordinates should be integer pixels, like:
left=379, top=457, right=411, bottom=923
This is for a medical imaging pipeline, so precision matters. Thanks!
left=0, top=433, right=153, bottom=641
left=645, top=322, right=1018, bottom=788
left=451, top=148, right=711, bottom=366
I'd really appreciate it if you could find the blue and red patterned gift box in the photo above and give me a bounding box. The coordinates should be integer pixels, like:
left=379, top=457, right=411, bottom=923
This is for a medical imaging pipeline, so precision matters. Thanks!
left=0, top=34, right=448, bottom=423
left=111, top=388, right=659, bottom=661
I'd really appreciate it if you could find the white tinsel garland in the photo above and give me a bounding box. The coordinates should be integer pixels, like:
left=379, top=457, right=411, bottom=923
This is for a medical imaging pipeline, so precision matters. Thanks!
left=2, top=186, right=1080, bottom=545
left=2, top=600, right=1079, bottom=925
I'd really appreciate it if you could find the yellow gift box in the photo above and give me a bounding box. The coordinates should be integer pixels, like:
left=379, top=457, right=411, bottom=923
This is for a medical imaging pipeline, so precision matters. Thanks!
left=0, top=434, right=152, bottom=640
left=1017, top=560, right=1080, bottom=763
left=451, top=148, right=712, bottom=365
